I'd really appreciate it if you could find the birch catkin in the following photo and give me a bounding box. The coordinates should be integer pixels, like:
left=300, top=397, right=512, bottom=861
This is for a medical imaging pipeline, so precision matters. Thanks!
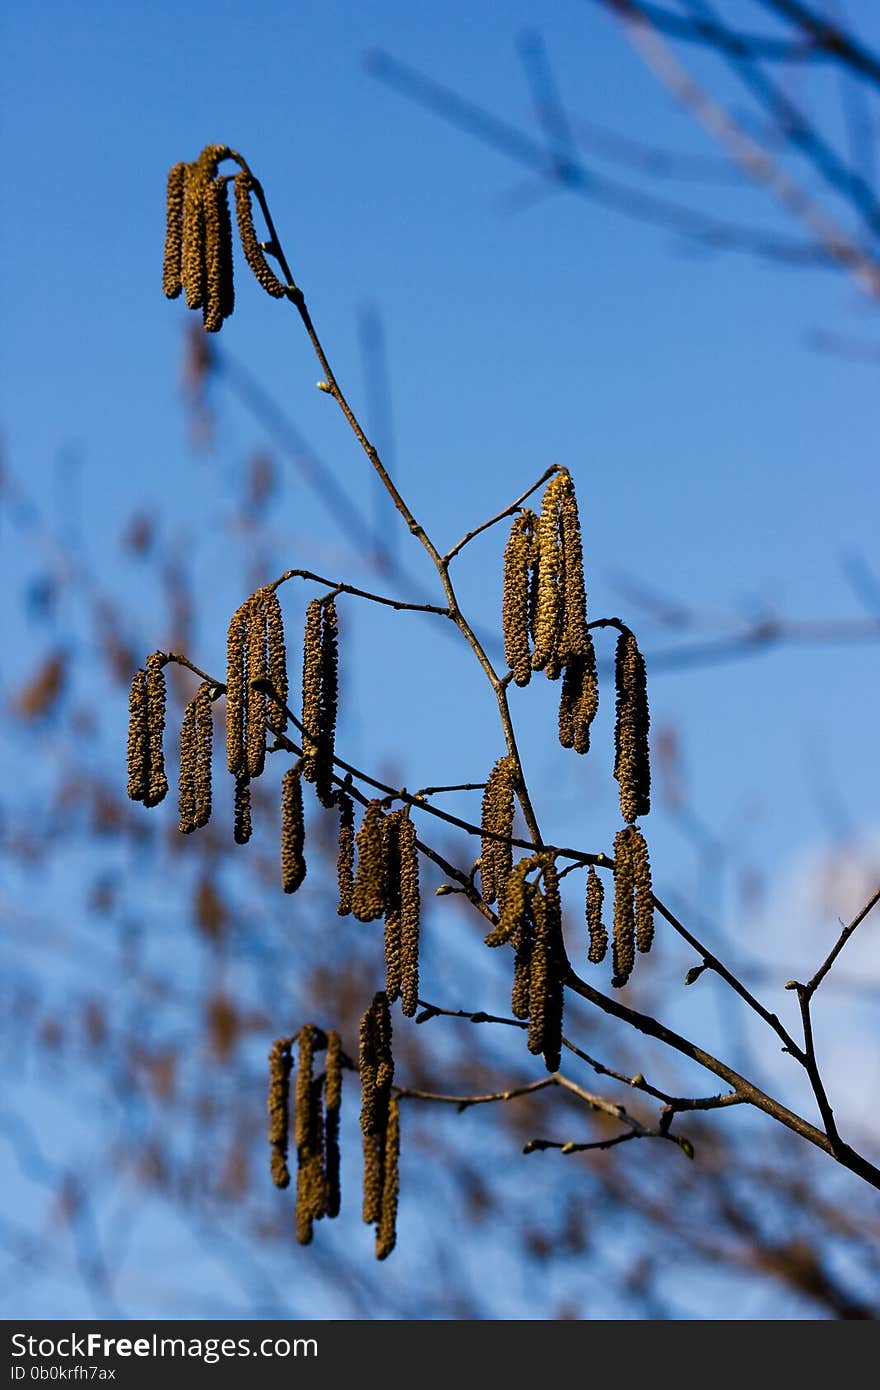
left=162, top=162, right=187, bottom=300
left=531, top=476, right=564, bottom=675
left=612, top=828, right=636, bottom=988
left=614, top=631, right=651, bottom=823
left=202, top=176, right=234, bottom=332
left=315, top=599, right=339, bottom=809
left=352, top=799, right=386, bottom=922
left=398, top=814, right=420, bottom=1018
left=233, top=172, right=287, bottom=298
left=503, top=510, right=537, bottom=687
left=234, top=776, right=252, bottom=845
left=382, top=811, right=403, bottom=1005
left=193, top=683, right=213, bottom=829
left=558, top=642, right=599, bottom=754
left=480, top=756, right=516, bottom=907
left=178, top=695, right=197, bottom=834
left=630, top=826, right=654, bottom=954
left=281, top=765, right=307, bottom=893
left=586, top=866, right=607, bottom=964
left=301, top=599, right=322, bottom=783
left=375, top=1096, right=400, bottom=1261
left=182, top=161, right=207, bottom=311
left=324, top=1029, right=342, bottom=1220
left=336, top=793, right=354, bottom=916
left=246, top=592, right=269, bottom=780
left=144, top=653, right=168, bottom=807
left=557, top=471, right=589, bottom=664
left=263, top=587, right=288, bottom=737
left=127, top=669, right=149, bottom=803
left=226, top=602, right=248, bottom=777
left=268, top=1038, right=292, bottom=1189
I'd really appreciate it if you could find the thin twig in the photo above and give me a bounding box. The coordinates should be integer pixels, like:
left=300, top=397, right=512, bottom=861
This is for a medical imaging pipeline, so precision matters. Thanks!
left=443, top=465, right=559, bottom=562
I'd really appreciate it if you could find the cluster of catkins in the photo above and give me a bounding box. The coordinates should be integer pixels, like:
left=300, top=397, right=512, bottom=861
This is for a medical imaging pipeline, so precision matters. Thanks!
left=491, top=469, right=655, bottom=993
left=337, top=799, right=421, bottom=1018
left=268, top=1027, right=343, bottom=1245
left=163, top=144, right=289, bottom=332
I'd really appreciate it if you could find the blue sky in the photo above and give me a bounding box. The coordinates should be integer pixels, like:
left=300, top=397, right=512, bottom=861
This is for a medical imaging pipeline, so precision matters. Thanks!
left=2, top=1, right=879, bottom=1318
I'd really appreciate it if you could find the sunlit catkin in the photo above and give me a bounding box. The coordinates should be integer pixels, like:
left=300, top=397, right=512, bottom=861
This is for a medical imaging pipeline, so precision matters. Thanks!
left=294, top=1025, right=316, bottom=1150
left=382, top=811, right=403, bottom=1005
left=315, top=599, right=339, bottom=809
left=503, top=510, right=537, bottom=687
left=202, top=176, right=234, bottom=332
left=527, top=884, right=549, bottom=1059
left=630, top=826, right=654, bottom=954
left=531, top=475, right=564, bottom=674
left=376, top=1096, right=400, bottom=1261
left=226, top=602, right=248, bottom=777
left=484, top=854, right=537, bottom=948
left=263, top=587, right=288, bottom=737
left=558, top=642, right=599, bottom=755
left=181, top=162, right=206, bottom=311
left=336, top=793, right=354, bottom=916
left=557, top=471, right=589, bottom=664
left=614, top=631, right=651, bottom=824
left=398, top=814, right=420, bottom=1018
left=352, top=799, right=386, bottom=922
left=281, top=765, right=307, bottom=893
left=162, top=162, right=187, bottom=300
left=234, top=775, right=252, bottom=845
left=193, top=683, right=213, bottom=829
left=586, top=866, right=607, bottom=964
left=126, top=669, right=149, bottom=803
left=144, top=653, right=168, bottom=807
left=612, top=828, right=636, bottom=988
left=324, top=1030, right=342, bottom=1219
left=301, top=599, right=322, bottom=783
left=233, top=172, right=287, bottom=299
left=268, top=1038, right=292, bottom=1189
left=246, top=592, right=268, bottom=780
left=480, top=756, right=516, bottom=907
left=178, top=694, right=197, bottom=834
left=358, top=1006, right=378, bottom=1137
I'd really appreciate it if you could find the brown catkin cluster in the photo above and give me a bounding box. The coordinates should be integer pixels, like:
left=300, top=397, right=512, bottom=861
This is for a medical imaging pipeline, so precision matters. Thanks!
left=382, top=811, right=420, bottom=1016
left=281, top=765, right=307, bottom=893
left=336, top=793, right=355, bottom=916
left=178, top=682, right=214, bottom=833
left=480, top=756, right=517, bottom=907
left=502, top=509, right=538, bottom=687
left=233, top=171, right=288, bottom=298
left=268, top=1038, right=293, bottom=1189
left=531, top=470, right=590, bottom=679
left=167, top=146, right=237, bottom=330
left=612, top=828, right=636, bottom=988
left=586, top=865, right=607, bottom=964
left=359, top=994, right=399, bottom=1259
left=352, top=799, right=386, bottom=922
left=614, top=631, right=651, bottom=823
left=226, top=588, right=288, bottom=784
left=126, top=653, right=169, bottom=808
left=558, top=643, right=599, bottom=754
left=301, top=598, right=339, bottom=807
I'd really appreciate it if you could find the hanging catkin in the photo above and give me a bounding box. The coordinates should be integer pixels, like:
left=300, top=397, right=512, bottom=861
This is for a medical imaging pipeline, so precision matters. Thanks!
left=263, top=587, right=288, bottom=737
left=300, top=599, right=322, bottom=783
left=558, top=642, right=599, bottom=754
left=510, top=888, right=535, bottom=1020
left=398, top=814, right=420, bottom=1018
left=557, top=471, right=589, bottom=664
left=281, top=765, right=307, bottom=893
left=246, top=591, right=269, bottom=780
left=162, top=162, right=187, bottom=300
left=144, top=652, right=168, bottom=807
left=630, top=826, right=654, bottom=954
left=315, top=599, right=339, bottom=808
left=375, top=1096, right=400, bottom=1261
left=358, top=1006, right=378, bottom=1138
left=612, top=828, right=636, bottom=988
left=127, top=669, right=149, bottom=802
left=614, top=630, right=651, bottom=823
left=480, top=756, right=516, bottom=907
left=202, top=175, right=234, bottom=332
left=527, top=883, right=549, bottom=1059
left=484, top=854, right=538, bottom=948
left=226, top=601, right=249, bottom=777
left=586, top=866, right=607, bottom=964
left=233, top=172, right=288, bottom=298
left=527, top=858, right=564, bottom=1073
left=294, top=1026, right=321, bottom=1245
left=373, top=992, right=394, bottom=1097
left=336, top=793, right=355, bottom=916
left=268, top=1038, right=292, bottom=1189
left=193, top=682, right=213, bottom=829
left=178, top=694, right=197, bottom=833
left=352, top=799, right=386, bottom=922
left=503, top=510, right=537, bottom=687
left=531, top=475, right=564, bottom=675
left=324, top=1030, right=342, bottom=1219
left=234, top=775, right=252, bottom=845
left=382, top=811, right=404, bottom=1005
left=182, top=161, right=207, bottom=311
